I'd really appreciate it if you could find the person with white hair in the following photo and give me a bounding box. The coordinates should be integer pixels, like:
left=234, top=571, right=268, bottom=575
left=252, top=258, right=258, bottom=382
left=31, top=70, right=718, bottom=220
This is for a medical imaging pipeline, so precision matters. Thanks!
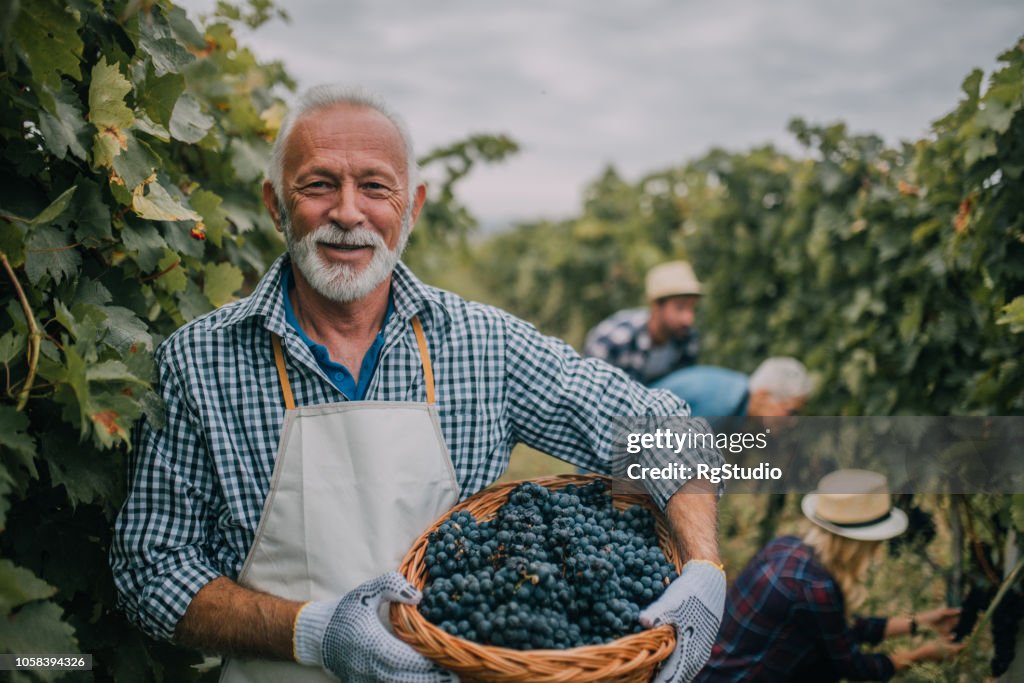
left=651, top=357, right=813, bottom=419
left=111, top=85, right=728, bottom=683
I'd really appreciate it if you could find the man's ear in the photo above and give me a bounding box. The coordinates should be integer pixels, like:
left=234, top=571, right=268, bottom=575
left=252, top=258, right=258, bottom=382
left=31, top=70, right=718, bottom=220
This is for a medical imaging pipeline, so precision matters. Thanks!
left=263, top=180, right=283, bottom=232
left=408, top=183, right=428, bottom=229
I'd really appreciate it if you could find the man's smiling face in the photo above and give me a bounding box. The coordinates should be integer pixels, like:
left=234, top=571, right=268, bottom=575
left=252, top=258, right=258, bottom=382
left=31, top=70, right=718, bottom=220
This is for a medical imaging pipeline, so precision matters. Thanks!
left=272, top=103, right=423, bottom=302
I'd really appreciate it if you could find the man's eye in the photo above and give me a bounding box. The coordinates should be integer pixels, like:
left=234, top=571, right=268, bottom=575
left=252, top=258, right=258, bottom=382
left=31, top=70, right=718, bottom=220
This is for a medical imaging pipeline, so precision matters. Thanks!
left=364, top=182, right=389, bottom=192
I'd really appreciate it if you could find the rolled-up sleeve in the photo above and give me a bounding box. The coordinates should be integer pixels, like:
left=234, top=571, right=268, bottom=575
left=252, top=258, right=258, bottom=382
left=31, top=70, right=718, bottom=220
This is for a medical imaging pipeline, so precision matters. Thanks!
left=851, top=616, right=889, bottom=645
left=504, top=315, right=724, bottom=510
left=109, top=348, right=222, bottom=642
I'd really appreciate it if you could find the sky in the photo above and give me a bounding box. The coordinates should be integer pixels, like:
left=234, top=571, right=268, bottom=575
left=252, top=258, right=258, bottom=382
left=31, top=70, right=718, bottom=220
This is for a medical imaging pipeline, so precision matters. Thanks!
left=178, top=0, right=1023, bottom=230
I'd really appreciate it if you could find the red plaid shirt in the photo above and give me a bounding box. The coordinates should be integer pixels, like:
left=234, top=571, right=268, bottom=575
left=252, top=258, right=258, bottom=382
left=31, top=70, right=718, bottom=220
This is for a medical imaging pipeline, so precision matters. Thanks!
left=695, top=536, right=895, bottom=682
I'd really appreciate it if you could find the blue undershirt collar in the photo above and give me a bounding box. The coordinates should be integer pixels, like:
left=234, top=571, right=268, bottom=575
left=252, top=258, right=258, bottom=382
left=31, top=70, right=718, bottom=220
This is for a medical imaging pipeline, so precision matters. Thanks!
left=280, top=267, right=394, bottom=400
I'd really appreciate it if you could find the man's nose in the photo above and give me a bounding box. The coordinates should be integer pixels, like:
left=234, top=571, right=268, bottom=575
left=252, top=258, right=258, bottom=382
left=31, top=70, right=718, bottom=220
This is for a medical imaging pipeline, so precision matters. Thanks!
left=327, top=183, right=365, bottom=228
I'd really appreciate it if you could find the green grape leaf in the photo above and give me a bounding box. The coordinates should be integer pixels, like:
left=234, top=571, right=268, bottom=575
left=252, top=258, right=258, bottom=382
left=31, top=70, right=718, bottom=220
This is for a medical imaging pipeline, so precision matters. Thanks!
left=0, top=560, right=57, bottom=615
left=0, top=406, right=35, bottom=467
left=113, top=134, right=160, bottom=190
left=0, top=601, right=77, bottom=655
left=47, top=441, right=120, bottom=508
left=975, top=96, right=1017, bottom=135
left=11, top=0, right=84, bottom=94
left=230, top=138, right=268, bottom=182
left=177, top=279, right=213, bottom=321
left=136, top=71, right=185, bottom=128
left=71, top=277, right=112, bottom=308
left=165, top=4, right=206, bottom=48
left=152, top=251, right=187, bottom=293
left=138, top=6, right=195, bottom=76
left=131, top=182, right=202, bottom=222
left=964, top=134, right=998, bottom=166
left=88, top=60, right=135, bottom=166
left=72, top=177, right=113, bottom=246
left=86, top=389, right=140, bottom=449
left=52, top=299, right=79, bottom=340
left=203, top=262, right=244, bottom=307
left=133, top=113, right=170, bottom=142
left=997, top=297, right=1024, bottom=334
left=169, top=94, right=215, bottom=143
left=0, top=222, right=26, bottom=267
left=97, top=305, right=152, bottom=354
left=189, top=189, right=230, bottom=247
left=30, top=186, right=77, bottom=227
left=37, top=83, right=89, bottom=161
left=1010, top=495, right=1024, bottom=532
left=120, top=222, right=167, bottom=272
left=85, top=359, right=148, bottom=384
left=59, top=345, right=90, bottom=434
left=24, top=225, right=81, bottom=285
left=0, top=331, right=26, bottom=365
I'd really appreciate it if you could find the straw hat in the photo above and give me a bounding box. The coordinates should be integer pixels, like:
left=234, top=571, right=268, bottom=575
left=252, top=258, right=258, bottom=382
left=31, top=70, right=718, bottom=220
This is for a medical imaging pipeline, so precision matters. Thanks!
left=801, top=469, right=908, bottom=541
left=645, top=261, right=702, bottom=300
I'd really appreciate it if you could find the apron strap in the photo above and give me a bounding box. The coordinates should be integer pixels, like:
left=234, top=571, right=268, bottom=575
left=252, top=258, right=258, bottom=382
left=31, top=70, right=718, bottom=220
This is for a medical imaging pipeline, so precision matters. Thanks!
left=271, top=316, right=436, bottom=408
left=411, top=316, right=436, bottom=405
left=271, top=334, right=296, bottom=410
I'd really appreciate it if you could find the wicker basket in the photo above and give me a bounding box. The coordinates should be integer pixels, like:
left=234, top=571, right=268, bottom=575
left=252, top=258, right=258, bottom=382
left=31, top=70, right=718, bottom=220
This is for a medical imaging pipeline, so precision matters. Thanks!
left=391, top=474, right=682, bottom=683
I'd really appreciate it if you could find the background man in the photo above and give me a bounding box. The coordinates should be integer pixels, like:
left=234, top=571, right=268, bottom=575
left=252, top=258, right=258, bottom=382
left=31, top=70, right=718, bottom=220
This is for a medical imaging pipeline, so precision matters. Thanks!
left=111, top=86, right=726, bottom=683
left=652, top=357, right=813, bottom=419
left=584, top=260, right=702, bottom=385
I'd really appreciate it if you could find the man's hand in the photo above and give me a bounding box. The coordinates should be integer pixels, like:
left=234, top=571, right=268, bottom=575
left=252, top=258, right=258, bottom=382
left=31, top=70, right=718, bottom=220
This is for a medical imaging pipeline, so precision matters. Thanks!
left=294, top=572, right=458, bottom=683
left=639, top=560, right=726, bottom=683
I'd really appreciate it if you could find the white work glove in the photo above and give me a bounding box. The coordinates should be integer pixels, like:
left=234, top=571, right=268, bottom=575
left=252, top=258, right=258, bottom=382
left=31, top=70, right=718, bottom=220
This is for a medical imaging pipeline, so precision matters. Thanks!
left=293, top=571, right=458, bottom=683
left=639, top=560, right=726, bottom=683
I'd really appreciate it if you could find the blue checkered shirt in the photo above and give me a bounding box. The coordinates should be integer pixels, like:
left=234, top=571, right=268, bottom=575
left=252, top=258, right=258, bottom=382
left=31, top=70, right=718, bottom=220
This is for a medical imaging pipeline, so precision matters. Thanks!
left=584, top=308, right=700, bottom=384
left=110, top=255, right=721, bottom=642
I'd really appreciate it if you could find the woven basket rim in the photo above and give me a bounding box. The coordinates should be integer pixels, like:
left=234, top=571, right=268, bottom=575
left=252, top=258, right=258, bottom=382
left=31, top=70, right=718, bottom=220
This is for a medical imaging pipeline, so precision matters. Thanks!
left=391, top=474, right=681, bottom=683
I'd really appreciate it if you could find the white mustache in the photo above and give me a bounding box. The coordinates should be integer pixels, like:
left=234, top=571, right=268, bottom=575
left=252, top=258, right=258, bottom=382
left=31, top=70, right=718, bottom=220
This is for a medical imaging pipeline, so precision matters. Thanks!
left=306, top=224, right=386, bottom=249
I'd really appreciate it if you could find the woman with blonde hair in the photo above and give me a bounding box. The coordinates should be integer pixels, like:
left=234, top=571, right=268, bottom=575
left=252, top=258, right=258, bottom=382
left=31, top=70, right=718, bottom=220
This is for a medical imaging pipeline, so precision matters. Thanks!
left=694, top=470, right=963, bottom=682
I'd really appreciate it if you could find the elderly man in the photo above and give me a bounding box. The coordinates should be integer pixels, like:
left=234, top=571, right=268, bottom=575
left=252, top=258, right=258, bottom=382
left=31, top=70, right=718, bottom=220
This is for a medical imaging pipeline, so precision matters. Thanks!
left=585, top=261, right=702, bottom=385
left=110, top=85, right=726, bottom=683
left=652, top=357, right=813, bottom=420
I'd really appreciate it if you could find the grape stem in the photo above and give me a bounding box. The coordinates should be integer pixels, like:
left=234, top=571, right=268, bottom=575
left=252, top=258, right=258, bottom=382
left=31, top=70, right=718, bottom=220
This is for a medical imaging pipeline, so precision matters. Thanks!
left=960, top=498, right=1001, bottom=585
left=954, top=554, right=1024, bottom=667
left=0, top=251, right=40, bottom=411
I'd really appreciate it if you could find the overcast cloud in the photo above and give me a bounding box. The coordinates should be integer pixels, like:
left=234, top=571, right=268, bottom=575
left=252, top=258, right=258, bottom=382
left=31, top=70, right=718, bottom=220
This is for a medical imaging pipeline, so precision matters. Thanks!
left=179, top=0, right=1023, bottom=229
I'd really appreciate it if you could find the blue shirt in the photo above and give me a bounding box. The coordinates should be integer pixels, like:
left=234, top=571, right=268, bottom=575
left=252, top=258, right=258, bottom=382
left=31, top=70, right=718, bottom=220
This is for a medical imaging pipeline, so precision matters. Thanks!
left=650, top=365, right=750, bottom=418
left=110, top=254, right=724, bottom=641
left=280, top=267, right=393, bottom=400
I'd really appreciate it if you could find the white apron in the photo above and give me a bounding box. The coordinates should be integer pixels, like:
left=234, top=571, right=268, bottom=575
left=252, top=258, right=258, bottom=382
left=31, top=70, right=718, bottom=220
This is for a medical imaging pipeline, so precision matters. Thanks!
left=220, top=317, right=460, bottom=682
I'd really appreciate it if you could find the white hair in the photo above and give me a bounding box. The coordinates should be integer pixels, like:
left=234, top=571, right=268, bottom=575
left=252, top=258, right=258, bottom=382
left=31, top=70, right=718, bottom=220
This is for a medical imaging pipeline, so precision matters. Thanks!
left=749, top=357, right=813, bottom=400
left=267, top=84, right=420, bottom=202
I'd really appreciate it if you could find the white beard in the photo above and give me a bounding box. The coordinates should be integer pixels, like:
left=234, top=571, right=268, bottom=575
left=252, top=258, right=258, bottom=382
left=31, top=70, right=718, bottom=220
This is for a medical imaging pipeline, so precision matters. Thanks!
left=283, top=206, right=412, bottom=303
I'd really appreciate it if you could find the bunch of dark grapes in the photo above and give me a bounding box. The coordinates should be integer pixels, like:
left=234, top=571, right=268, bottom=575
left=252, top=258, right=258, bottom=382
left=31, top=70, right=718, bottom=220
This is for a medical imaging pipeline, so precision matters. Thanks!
left=419, top=480, right=678, bottom=650
left=888, top=505, right=936, bottom=554
left=990, top=589, right=1022, bottom=677
left=952, top=585, right=995, bottom=642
